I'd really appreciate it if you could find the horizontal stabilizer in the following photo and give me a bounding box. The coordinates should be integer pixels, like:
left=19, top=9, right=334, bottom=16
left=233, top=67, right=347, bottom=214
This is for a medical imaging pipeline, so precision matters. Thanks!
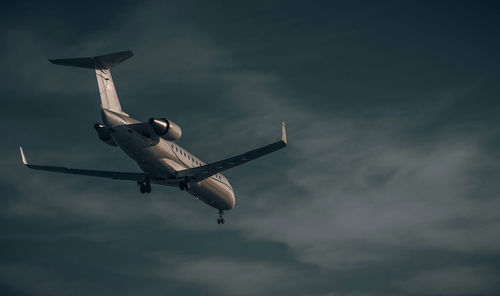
left=19, top=146, right=148, bottom=182
left=49, top=50, right=132, bottom=116
left=49, top=50, right=133, bottom=70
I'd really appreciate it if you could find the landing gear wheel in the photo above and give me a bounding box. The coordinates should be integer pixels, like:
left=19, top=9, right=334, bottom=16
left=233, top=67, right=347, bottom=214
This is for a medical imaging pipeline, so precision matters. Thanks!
left=179, top=179, right=191, bottom=191
left=217, top=209, right=225, bottom=225
left=139, top=178, right=151, bottom=194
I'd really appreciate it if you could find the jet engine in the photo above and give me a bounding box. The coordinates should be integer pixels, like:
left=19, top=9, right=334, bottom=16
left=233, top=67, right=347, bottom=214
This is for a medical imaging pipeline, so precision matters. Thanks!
left=149, top=118, right=182, bottom=141
left=94, top=123, right=117, bottom=147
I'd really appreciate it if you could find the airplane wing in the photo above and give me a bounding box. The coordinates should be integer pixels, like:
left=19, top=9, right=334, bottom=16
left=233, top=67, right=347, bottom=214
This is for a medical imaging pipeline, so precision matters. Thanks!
left=175, top=122, right=287, bottom=183
left=19, top=147, right=148, bottom=182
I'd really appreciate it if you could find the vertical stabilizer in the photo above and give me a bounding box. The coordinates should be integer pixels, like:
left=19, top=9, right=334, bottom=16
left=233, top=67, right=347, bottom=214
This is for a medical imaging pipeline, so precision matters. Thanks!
left=95, top=67, right=124, bottom=114
left=49, top=50, right=133, bottom=116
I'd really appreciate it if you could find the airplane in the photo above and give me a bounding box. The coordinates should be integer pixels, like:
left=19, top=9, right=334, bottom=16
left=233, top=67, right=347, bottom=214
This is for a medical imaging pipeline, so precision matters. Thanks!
left=19, top=50, right=287, bottom=224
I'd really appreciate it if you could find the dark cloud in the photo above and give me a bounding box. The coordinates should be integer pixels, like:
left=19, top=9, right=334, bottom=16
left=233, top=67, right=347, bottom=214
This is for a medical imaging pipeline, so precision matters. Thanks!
left=2, top=1, right=500, bottom=295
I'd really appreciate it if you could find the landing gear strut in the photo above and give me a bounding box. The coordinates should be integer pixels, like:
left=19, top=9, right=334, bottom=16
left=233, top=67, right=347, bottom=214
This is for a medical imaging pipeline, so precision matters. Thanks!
left=138, top=178, right=151, bottom=194
left=179, top=177, right=191, bottom=191
left=217, top=209, right=225, bottom=225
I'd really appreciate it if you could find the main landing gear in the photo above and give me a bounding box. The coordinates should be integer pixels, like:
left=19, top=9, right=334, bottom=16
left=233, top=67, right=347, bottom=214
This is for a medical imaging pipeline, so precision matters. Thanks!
left=217, top=209, right=225, bottom=225
left=138, top=178, right=151, bottom=194
left=179, top=177, right=191, bottom=191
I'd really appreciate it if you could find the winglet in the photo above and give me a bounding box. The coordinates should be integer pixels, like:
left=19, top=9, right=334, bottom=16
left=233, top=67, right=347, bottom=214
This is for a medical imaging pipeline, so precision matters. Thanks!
left=19, top=146, right=28, bottom=165
left=281, top=121, right=287, bottom=145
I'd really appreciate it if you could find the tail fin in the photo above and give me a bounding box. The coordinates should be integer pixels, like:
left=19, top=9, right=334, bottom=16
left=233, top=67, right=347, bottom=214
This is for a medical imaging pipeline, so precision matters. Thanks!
left=49, top=50, right=133, bottom=116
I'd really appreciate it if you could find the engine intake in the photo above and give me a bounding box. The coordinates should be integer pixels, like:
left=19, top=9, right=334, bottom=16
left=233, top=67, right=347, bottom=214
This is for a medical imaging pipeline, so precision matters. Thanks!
left=149, top=118, right=182, bottom=141
left=94, top=123, right=117, bottom=147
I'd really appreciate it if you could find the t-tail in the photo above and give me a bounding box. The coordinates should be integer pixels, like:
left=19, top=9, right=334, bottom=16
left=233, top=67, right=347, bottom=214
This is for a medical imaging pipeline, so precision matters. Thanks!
left=49, top=50, right=133, bottom=116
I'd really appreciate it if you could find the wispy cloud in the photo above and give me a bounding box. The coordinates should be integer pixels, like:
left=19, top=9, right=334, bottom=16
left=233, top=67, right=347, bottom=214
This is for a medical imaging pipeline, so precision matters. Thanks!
left=0, top=264, right=93, bottom=296
left=150, top=255, right=298, bottom=296
left=393, top=266, right=500, bottom=295
left=2, top=1, right=500, bottom=295
left=232, top=102, right=500, bottom=267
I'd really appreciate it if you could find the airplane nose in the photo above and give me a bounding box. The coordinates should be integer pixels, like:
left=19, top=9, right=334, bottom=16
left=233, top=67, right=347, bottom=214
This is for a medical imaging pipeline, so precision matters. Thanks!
left=228, top=190, right=236, bottom=209
left=221, top=188, right=235, bottom=210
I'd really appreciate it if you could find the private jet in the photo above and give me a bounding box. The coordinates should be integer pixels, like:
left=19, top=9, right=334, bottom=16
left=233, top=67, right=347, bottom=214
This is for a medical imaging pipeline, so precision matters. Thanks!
left=19, top=50, right=287, bottom=224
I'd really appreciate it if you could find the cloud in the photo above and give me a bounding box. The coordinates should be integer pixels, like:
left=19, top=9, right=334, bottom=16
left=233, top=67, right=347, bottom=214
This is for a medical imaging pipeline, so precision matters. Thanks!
left=201, top=79, right=500, bottom=276
left=0, top=264, right=92, bottom=296
left=232, top=110, right=500, bottom=268
left=1, top=168, right=218, bottom=232
left=393, top=266, right=500, bottom=295
left=151, top=255, right=296, bottom=296
left=2, top=1, right=500, bottom=295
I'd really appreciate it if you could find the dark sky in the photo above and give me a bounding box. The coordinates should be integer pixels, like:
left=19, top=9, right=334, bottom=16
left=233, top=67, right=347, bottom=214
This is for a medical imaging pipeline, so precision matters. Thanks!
left=2, top=1, right=500, bottom=295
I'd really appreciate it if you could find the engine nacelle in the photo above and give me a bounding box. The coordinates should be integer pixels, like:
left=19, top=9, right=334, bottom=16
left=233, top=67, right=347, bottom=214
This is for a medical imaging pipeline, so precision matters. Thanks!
left=94, top=123, right=117, bottom=147
left=149, top=118, right=182, bottom=141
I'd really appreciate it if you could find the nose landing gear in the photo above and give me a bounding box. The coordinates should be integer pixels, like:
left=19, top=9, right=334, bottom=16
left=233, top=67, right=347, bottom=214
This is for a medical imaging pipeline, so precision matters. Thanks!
left=138, top=178, right=151, bottom=194
left=217, top=209, right=225, bottom=224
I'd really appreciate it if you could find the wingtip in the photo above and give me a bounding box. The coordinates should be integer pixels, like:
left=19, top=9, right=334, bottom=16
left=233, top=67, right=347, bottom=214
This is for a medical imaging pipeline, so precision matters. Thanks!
left=281, top=121, right=287, bottom=145
left=19, top=146, right=28, bottom=165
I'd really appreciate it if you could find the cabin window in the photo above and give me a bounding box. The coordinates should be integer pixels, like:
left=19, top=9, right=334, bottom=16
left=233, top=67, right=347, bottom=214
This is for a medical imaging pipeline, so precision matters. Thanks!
left=175, top=147, right=178, bottom=152
left=188, top=155, right=191, bottom=160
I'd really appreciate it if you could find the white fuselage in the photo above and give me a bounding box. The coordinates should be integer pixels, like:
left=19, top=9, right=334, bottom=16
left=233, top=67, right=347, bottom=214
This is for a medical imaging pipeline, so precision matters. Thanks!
left=102, top=109, right=235, bottom=211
